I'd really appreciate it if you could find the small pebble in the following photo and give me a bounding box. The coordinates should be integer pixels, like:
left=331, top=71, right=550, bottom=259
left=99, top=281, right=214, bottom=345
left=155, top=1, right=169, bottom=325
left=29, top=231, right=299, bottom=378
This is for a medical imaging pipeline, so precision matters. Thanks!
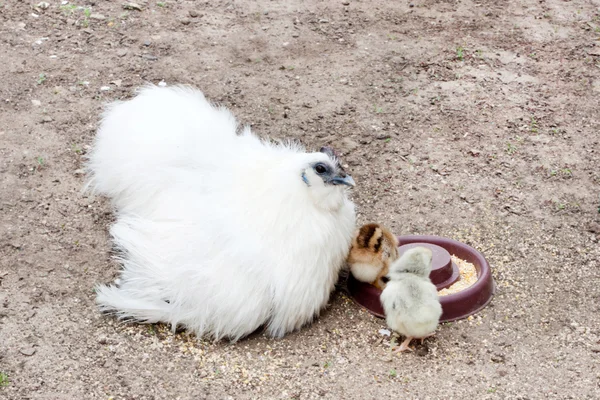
left=158, top=80, right=167, bottom=87
left=116, top=49, right=128, bottom=57
left=189, top=10, right=199, bottom=17
left=123, top=2, right=142, bottom=11
left=20, top=347, right=36, bottom=356
left=31, top=100, right=41, bottom=107
left=342, top=1, right=349, bottom=5
left=181, top=18, right=191, bottom=25
left=90, top=13, right=105, bottom=20
left=100, top=86, right=111, bottom=91
left=41, top=116, right=53, bottom=123
left=142, top=54, right=158, bottom=61
left=143, top=40, right=151, bottom=46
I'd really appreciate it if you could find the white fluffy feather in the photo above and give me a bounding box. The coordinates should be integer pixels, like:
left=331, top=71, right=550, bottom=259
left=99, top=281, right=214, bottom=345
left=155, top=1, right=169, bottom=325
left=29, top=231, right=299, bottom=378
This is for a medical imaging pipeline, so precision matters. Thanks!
left=86, top=85, right=356, bottom=341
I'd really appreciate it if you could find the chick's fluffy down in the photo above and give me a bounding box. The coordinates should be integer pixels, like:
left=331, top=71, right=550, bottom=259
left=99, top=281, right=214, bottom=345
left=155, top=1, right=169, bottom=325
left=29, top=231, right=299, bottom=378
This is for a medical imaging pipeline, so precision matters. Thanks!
left=380, top=278, right=442, bottom=339
left=86, top=85, right=356, bottom=341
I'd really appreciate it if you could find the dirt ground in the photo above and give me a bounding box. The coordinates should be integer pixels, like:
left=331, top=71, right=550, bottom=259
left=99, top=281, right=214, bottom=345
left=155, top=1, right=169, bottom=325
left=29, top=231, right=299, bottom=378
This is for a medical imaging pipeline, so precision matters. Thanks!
left=1, top=0, right=600, bottom=398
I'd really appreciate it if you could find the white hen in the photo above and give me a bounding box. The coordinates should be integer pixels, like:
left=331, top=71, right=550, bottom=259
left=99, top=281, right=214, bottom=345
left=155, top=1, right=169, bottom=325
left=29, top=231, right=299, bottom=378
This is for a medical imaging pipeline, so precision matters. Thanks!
left=86, top=85, right=356, bottom=341
left=380, top=246, right=442, bottom=352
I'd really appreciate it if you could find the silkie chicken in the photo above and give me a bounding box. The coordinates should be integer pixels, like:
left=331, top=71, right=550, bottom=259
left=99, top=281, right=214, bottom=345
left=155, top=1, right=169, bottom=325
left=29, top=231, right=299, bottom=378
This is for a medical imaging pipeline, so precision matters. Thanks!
left=380, top=246, right=442, bottom=352
left=347, top=223, right=399, bottom=290
left=85, top=85, right=357, bottom=341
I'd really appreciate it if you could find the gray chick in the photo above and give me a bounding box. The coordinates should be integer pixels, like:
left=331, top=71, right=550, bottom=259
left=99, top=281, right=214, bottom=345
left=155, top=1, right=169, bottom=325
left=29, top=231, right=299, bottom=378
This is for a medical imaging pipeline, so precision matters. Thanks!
left=380, top=246, right=442, bottom=353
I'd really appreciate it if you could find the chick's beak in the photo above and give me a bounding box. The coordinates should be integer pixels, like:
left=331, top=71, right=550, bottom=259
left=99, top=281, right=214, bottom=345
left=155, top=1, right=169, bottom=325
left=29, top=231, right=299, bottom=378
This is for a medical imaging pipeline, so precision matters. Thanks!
left=331, top=174, right=356, bottom=187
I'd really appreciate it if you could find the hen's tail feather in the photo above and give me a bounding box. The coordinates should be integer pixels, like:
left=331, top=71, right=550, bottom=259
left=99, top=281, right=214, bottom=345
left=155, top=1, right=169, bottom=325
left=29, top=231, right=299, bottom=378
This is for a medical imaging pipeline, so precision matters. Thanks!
left=95, top=284, right=172, bottom=326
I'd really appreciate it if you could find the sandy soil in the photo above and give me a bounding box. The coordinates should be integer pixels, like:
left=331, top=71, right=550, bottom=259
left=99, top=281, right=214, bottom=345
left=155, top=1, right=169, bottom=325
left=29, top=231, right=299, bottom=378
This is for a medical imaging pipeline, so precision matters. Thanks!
left=1, top=0, right=600, bottom=398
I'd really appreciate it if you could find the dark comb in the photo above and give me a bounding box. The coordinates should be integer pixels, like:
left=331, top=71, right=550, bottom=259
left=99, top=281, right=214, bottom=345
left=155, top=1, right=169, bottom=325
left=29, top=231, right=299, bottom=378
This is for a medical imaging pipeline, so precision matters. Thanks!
left=320, top=146, right=347, bottom=174
left=319, top=146, right=338, bottom=158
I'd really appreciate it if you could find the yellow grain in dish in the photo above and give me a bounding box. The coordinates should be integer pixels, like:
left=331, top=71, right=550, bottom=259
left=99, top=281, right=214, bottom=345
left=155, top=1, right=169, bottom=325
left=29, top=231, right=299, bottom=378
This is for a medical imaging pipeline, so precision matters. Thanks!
left=438, top=255, right=478, bottom=296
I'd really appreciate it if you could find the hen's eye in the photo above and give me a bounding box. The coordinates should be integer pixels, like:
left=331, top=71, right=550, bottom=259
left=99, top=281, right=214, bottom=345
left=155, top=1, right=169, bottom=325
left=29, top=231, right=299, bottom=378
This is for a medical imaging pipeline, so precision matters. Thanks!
left=315, top=164, right=327, bottom=174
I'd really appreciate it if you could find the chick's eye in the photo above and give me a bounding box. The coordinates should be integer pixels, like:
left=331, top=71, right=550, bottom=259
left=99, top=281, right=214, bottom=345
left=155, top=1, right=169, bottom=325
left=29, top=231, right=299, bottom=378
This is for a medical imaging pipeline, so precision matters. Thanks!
left=315, top=164, right=328, bottom=174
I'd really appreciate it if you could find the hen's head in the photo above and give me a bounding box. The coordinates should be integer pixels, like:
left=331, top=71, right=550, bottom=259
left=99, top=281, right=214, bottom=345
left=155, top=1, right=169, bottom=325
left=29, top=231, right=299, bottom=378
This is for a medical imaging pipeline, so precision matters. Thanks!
left=299, top=146, right=355, bottom=211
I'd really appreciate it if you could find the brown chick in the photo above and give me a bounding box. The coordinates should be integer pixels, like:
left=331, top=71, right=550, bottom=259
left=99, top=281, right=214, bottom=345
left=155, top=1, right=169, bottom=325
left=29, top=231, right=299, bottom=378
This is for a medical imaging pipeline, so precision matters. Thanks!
left=347, top=223, right=399, bottom=290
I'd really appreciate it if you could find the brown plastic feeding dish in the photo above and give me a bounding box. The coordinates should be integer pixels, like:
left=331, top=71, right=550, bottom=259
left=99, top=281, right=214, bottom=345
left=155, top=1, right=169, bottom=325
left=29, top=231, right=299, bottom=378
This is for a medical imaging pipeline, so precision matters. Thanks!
left=347, top=235, right=495, bottom=323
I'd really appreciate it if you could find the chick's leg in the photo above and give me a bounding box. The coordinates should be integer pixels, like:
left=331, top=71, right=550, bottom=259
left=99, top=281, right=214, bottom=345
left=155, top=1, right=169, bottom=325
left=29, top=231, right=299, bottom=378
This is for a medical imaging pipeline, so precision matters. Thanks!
left=392, top=337, right=414, bottom=353
left=419, top=333, right=436, bottom=344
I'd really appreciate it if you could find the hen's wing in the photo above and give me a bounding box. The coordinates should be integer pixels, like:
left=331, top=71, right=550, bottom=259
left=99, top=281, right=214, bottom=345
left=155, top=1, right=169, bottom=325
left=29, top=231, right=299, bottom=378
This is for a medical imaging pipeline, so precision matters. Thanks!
left=86, top=85, right=259, bottom=211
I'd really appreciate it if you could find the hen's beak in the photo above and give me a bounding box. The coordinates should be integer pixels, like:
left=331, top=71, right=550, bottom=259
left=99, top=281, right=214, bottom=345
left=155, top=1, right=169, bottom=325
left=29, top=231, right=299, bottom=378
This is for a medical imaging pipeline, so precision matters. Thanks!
left=331, top=174, right=356, bottom=187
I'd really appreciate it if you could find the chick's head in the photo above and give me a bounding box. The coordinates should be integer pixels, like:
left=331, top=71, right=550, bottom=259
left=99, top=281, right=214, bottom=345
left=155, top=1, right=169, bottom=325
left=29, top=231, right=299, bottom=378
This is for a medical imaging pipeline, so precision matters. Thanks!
left=350, top=224, right=399, bottom=261
left=347, top=223, right=399, bottom=288
left=299, top=146, right=355, bottom=211
left=388, top=246, right=433, bottom=279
